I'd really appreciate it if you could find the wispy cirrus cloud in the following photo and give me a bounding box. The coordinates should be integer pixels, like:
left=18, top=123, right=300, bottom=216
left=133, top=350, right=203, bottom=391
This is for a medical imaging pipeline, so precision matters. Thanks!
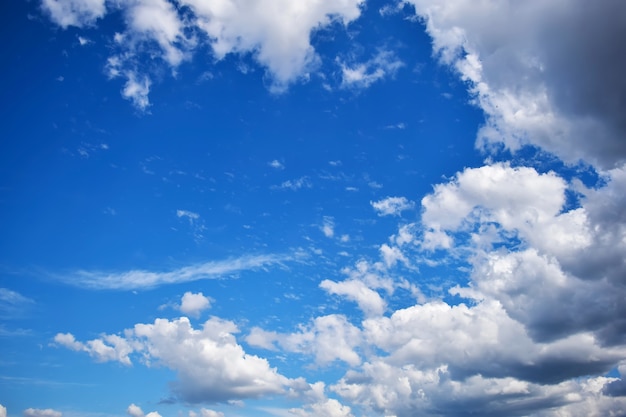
left=57, top=254, right=290, bottom=290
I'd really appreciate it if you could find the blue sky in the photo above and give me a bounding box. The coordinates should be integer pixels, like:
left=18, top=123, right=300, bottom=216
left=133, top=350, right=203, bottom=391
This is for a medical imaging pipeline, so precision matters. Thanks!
left=2, top=1, right=626, bottom=416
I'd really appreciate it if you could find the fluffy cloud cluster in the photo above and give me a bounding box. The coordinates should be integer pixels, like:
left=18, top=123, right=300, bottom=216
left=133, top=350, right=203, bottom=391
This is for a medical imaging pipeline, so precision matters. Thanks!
left=47, top=1, right=626, bottom=416
left=55, top=315, right=288, bottom=403
left=41, top=0, right=365, bottom=108
left=406, top=0, right=626, bottom=168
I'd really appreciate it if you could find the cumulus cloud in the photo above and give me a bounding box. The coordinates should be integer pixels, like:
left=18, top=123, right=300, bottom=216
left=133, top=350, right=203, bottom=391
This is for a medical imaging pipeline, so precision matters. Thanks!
left=248, top=314, right=362, bottom=367
left=23, top=409, right=62, bottom=417
left=406, top=0, right=626, bottom=168
left=371, top=196, right=414, bottom=216
left=178, top=292, right=211, bottom=318
left=288, top=398, right=354, bottom=417
left=59, top=254, right=288, bottom=290
left=41, top=0, right=365, bottom=106
left=56, top=316, right=289, bottom=403
left=0, top=405, right=5, bottom=417
left=126, top=404, right=161, bottom=417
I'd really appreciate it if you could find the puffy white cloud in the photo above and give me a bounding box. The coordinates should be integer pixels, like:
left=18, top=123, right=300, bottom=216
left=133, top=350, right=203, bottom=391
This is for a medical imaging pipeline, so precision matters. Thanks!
left=41, top=0, right=106, bottom=28
left=121, top=72, right=151, bottom=112
left=320, top=279, right=385, bottom=317
left=406, top=0, right=626, bottom=168
left=289, top=398, right=354, bottom=417
left=126, top=404, right=161, bottom=417
left=23, top=409, right=62, bottom=417
left=371, top=196, right=414, bottom=217
left=56, top=316, right=289, bottom=403
left=60, top=253, right=287, bottom=290
left=249, top=315, right=362, bottom=367
left=0, top=404, right=6, bottom=417
left=181, top=0, right=364, bottom=91
left=179, top=292, right=211, bottom=318
left=42, top=0, right=365, bottom=106
left=54, top=332, right=134, bottom=365
left=417, top=162, right=626, bottom=345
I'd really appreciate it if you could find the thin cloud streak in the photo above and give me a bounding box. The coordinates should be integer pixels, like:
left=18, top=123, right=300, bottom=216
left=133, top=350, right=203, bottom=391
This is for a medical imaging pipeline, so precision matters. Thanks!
left=60, top=254, right=290, bottom=290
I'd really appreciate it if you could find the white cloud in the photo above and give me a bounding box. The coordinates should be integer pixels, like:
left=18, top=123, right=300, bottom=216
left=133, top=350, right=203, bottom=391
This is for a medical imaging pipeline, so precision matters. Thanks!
left=371, top=196, right=415, bottom=216
left=0, top=404, right=6, bottom=417
left=340, top=49, right=404, bottom=89
left=121, top=72, right=151, bottom=112
left=199, top=409, right=223, bottom=417
left=0, top=288, right=34, bottom=318
left=269, top=160, right=285, bottom=170
left=179, top=292, right=211, bottom=318
left=43, top=0, right=365, bottom=105
left=41, top=0, right=106, bottom=28
left=126, top=404, right=161, bottom=417
left=274, top=177, right=312, bottom=191
left=23, top=409, right=62, bottom=417
left=320, top=279, right=385, bottom=318
left=249, top=315, right=362, bottom=367
left=406, top=0, right=626, bottom=168
left=177, top=210, right=200, bottom=221
left=289, top=398, right=354, bottom=417
left=57, top=316, right=289, bottom=403
left=59, top=254, right=288, bottom=290
left=54, top=332, right=134, bottom=365
left=321, top=217, right=335, bottom=238
left=181, top=0, right=364, bottom=92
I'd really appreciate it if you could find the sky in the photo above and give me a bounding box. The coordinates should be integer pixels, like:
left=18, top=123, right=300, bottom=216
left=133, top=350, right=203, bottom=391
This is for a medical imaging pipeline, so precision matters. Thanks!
left=1, top=0, right=626, bottom=416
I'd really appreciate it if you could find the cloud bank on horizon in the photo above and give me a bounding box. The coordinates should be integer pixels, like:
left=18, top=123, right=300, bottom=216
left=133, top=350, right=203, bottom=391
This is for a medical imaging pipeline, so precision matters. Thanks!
left=2, top=0, right=626, bottom=416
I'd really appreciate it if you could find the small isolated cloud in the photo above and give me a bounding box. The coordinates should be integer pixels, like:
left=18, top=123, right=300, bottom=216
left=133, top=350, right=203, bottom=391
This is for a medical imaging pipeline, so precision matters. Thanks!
left=179, top=292, right=211, bottom=318
left=23, top=409, right=62, bottom=417
left=370, top=196, right=415, bottom=216
left=177, top=210, right=200, bottom=221
left=321, top=217, right=335, bottom=238
left=340, top=50, right=404, bottom=89
left=0, top=404, right=6, bottom=417
left=269, top=160, right=285, bottom=170
left=77, top=35, right=91, bottom=45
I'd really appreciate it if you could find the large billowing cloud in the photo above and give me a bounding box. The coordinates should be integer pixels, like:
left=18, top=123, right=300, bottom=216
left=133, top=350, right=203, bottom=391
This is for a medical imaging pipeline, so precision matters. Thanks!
left=406, top=0, right=626, bottom=168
